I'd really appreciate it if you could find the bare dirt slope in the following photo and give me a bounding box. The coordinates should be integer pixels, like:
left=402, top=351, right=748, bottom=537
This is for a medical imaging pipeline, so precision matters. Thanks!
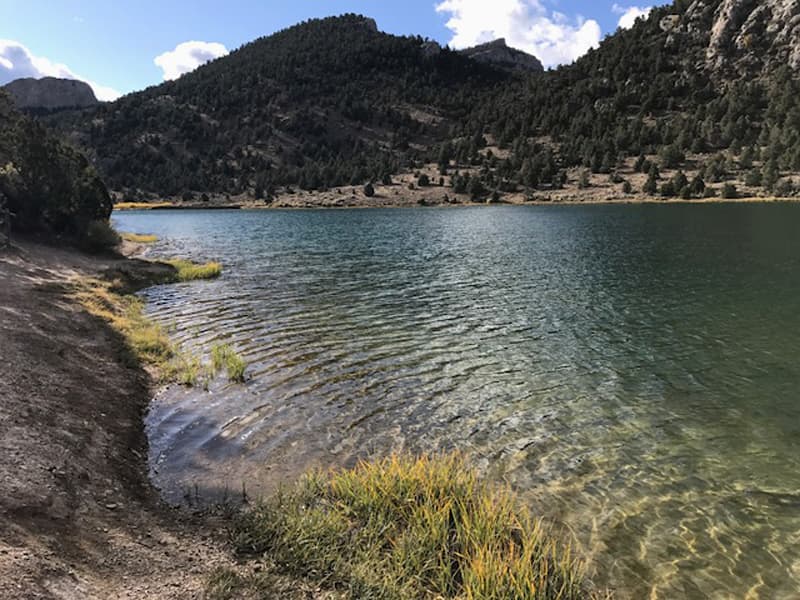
left=0, top=241, right=233, bottom=599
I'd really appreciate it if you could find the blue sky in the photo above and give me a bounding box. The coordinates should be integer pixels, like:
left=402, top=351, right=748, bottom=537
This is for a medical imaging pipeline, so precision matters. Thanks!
left=0, top=0, right=663, bottom=100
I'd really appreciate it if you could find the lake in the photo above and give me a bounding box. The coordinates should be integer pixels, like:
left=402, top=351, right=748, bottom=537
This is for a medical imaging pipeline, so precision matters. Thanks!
left=114, top=204, right=800, bottom=599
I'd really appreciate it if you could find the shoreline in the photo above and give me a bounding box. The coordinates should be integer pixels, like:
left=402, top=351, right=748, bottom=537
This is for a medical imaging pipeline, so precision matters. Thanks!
left=113, top=194, right=800, bottom=211
left=0, top=240, right=240, bottom=599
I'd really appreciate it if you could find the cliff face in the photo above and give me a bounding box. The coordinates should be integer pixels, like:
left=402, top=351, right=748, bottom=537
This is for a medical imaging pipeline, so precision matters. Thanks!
left=681, top=0, right=800, bottom=73
left=459, top=39, right=544, bottom=73
left=3, top=77, right=99, bottom=110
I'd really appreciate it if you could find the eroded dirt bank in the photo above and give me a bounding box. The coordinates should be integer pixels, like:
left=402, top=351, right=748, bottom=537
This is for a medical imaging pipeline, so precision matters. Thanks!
left=0, top=240, right=233, bottom=599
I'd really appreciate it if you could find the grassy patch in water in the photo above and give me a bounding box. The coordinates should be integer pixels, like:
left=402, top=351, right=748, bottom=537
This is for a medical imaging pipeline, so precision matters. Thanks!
left=164, top=258, right=222, bottom=282
left=211, top=343, right=247, bottom=383
left=120, top=232, right=158, bottom=244
left=228, top=453, right=596, bottom=600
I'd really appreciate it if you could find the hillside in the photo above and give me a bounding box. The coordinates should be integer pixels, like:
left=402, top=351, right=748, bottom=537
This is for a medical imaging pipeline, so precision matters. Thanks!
left=47, top=14, right=512, bottom=201
left=47, top=2, right=800, bottom=203
left=0, top=91, right=112, bottom=236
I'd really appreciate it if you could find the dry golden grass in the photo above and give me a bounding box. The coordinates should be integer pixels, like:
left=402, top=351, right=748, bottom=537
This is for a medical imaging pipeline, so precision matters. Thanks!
left=120, top=232, right=158, bottom=244
left=229, top=453, right=600, bottom=600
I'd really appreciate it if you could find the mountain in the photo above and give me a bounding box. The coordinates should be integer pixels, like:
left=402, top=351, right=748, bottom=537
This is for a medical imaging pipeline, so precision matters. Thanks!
left=44, top=3, right=800, bottom=203
left=459, top=39, right=544, bottom=73
left=0, top=91, right=112, bottom=235
left=45, top=14, right=511, bottom=199
left=3, top=77, right=99, bottom=111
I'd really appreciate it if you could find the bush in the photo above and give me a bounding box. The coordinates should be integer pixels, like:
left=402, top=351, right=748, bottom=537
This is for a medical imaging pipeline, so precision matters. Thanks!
left=0, top=96, right=113, bottom=237
left=721, top=183, right=738, bottom=199
left=417, top=173, right=430, bottom=187
left=744, top=170, right=762, bottom=187
left=622, top=180, right=633, bottom=194
left=660, top=182, right=676, bottom=197
left=577, top=169, right=591, bottom=189
left=775, top=179, right=795, bottom=197
left=82, top=220, right=121, bottom=252
left=363, top=182, right=375, bottom=197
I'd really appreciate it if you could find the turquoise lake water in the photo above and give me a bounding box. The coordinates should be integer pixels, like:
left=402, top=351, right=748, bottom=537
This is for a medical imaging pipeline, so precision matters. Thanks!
left=114, top=205, right=800, bottom=599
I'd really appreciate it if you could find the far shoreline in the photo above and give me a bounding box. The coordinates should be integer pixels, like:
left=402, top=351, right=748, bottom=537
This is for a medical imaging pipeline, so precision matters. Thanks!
left=113, top=195, right=800, bottom=212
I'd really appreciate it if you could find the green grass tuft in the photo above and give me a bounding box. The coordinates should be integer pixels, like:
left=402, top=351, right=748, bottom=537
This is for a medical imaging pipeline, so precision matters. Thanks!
left=230, top=453, right=596, bottom=600
left=165, top=259, right=222, bottom=281
left=211, top=343, right=247, bottom=383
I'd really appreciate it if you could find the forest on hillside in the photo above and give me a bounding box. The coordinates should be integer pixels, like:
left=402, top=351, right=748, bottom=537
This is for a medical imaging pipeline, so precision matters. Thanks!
left=42, top=3, right=800, bottom=202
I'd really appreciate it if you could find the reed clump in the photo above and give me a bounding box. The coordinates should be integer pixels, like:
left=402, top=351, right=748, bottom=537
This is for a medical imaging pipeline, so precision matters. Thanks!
left=229, top=453, right=595, bottom=600
left=211, top=343, right=247, bottom=383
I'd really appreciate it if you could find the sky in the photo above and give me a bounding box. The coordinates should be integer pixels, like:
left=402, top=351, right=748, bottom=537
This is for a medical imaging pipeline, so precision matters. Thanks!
left=0, top=0, right=663, bottom=101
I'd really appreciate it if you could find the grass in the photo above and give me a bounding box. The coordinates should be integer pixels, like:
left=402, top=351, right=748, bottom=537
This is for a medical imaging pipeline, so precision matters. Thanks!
left=114, top=201, right=175, bottom=210
left=164, top=259, right=222, bottom=282
left=73, top=277, right=204, bottom=386
left=211, top=343, right=247, bottom=383
left=228, top=453, right=597, bottom=600
left=120, top=232, right=158, bottom=244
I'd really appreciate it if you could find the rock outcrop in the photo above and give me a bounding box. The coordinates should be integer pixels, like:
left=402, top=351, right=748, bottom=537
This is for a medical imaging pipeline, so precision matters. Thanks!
left=683, top=0, right=800, bottom=73
left=3, top=77, right=99, bottom=110
left=459, top=39, right=544, bottom=73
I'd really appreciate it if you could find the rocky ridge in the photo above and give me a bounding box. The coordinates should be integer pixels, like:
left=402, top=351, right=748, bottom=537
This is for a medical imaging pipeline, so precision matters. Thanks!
left=681, top=0, right=800, bottom=74
left=459, top=39, right=544, bottom=73
left=3, top=77, right=99, bottom=110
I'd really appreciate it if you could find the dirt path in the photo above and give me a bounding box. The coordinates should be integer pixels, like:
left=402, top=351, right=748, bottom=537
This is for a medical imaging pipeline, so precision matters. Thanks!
left=0, top=240, right=235, bottom=599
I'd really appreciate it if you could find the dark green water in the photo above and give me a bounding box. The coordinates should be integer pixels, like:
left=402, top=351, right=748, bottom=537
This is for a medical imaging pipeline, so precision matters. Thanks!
left=114, top=205, right=800, bottom=599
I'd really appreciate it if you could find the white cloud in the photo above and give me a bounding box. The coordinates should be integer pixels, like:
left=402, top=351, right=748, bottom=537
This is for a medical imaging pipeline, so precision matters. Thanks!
left=154, top=41, right=228, bottom=81
left=0, top=39, right=120, bottom=101
left=435, top=0, right=602, bottom=68
left=612, top=4, right=653, bottom=29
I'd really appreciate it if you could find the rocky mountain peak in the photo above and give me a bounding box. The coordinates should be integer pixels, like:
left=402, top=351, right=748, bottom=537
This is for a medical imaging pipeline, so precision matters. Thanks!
left=459, top=39, right=544, bottom=73
left=3, top=77, right=99, bottom=111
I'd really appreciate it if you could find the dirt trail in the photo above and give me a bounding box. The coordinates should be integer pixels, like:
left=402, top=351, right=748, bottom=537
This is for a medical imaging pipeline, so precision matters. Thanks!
left=0, top=240, right=234, bottom=599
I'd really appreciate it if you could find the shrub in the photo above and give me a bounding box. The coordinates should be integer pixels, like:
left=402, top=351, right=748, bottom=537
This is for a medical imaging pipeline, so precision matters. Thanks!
left=775, top=179, right=795, bottom=198
left=232, top=454, right=589, bottom=600
left=660, top=181, right=676, bottom=197
left=417, top=173, right=430, bottom=187
left=721, top=183, right=738, bottom=199
left=363, top=182, right=375, bottom=197
left=577, top=169, right=591, bottom=189
left=622, top=180, right=633, bottom=194
left=82, top=220, right=121, bottom=252
left=744, top=170, right=762, bottom=187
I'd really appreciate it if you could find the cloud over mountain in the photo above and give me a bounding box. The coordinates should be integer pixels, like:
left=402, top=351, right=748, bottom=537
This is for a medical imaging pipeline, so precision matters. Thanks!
left=612, top=4, right=653, bottom=29
left=434, top=0, right=601, bottom=68
left=154, top=41, right=228, bottom=80
left=0, top=39, right=120, bottom=101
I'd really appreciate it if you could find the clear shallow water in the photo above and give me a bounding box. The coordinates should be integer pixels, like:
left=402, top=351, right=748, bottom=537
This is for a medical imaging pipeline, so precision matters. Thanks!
left=114, top=205, right=800, bottom=599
